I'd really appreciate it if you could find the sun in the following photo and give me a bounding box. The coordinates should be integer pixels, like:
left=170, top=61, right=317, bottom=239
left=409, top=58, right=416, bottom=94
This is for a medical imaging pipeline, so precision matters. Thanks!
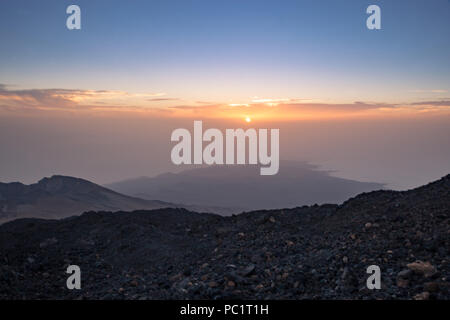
left=245, top=116, right=252, bottom=123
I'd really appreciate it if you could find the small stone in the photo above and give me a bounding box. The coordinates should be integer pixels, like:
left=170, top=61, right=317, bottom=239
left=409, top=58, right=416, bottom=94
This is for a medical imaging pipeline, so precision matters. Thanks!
left=130, top=280, right=138, bottom=287
left=397, top=269, right=412, bottom=279
left=242, top=264, right=256, bottom=277
left=169, top=273, right=182, bottom=282
left=413, top=292, right=430, bottom=300
left=286, top=240, right=294, bottom=247
left=396, top=278, right=409, bottom=288
left=269, top=216, right=276, bottom=223
left=364, top=223, right=372, bottom=229
left=407, top=261, right=436, bottom=277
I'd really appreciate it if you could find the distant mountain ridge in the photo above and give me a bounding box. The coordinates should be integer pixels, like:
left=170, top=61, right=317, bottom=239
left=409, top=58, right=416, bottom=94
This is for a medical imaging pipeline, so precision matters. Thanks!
left=0, top=162, right=385, bottom=223
left=106, top=161, right=384, bottom=213
left=0, top=175, right=173, bottom=224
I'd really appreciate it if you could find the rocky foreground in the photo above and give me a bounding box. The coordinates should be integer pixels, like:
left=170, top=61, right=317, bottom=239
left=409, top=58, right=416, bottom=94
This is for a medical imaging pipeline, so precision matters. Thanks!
left=0, top=175, right=449, bottom=300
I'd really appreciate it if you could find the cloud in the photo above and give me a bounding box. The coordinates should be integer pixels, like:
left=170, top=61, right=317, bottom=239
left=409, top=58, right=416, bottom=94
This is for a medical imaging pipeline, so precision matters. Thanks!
left=410, top=100, right=450, bottom=106
left=409, top=89, right=448, bottom=94
left=1, top=84, right=449, bottom=119
left=166, top=99, right=450, bottom=120
left=147, top=98, right=180, bottom=102
left=251, top=98, right=291, bottom=104
left=0, top=85, right=167, bottom=113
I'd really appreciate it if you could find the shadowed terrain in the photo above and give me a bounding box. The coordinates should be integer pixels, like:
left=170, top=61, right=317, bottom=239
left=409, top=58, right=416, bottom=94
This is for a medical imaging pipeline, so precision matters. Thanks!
left=107, top=161, right=384, bottom=213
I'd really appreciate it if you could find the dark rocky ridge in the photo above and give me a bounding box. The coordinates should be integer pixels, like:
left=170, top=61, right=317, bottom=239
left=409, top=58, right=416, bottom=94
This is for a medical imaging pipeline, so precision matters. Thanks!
left=0, top=174, right=448, bottom=300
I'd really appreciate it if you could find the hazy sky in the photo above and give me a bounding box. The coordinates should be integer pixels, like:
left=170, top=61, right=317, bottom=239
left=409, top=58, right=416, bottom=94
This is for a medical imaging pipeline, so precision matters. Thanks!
left=0, top=0, right=449, bottom=189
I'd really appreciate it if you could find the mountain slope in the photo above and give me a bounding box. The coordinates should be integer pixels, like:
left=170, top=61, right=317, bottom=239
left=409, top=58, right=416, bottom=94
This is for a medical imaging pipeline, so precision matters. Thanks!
left=0, top=175, right=173, bottom=223
left=106, top=161, right=383, bottom=212
left=0, top=174, right=448, bottom=299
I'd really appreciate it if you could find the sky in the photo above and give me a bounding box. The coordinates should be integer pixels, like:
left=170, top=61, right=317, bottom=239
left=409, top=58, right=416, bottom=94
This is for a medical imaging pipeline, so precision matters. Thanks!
left=0, top=0, right=449, bottom=189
